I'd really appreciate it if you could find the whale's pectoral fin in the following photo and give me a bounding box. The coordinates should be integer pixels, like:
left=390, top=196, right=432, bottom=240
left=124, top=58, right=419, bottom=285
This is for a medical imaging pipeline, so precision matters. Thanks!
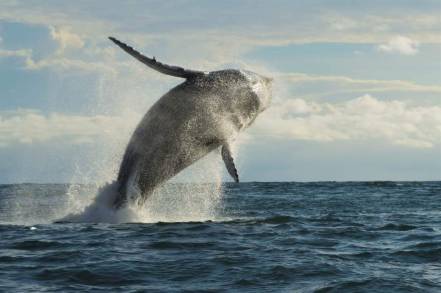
left=109, top=37, right=206, bottom=79
left=221, top=144, right=239, bottom=183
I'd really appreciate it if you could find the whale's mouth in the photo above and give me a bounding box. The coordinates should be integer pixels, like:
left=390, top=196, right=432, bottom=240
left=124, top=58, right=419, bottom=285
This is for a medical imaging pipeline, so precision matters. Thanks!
left=254, top=79, right=273, bottom=113
left=240, top=70, right=273, bottom=113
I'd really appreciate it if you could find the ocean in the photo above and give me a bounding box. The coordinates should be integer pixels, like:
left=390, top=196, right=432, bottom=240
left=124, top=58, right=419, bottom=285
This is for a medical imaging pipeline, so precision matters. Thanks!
left=0, top=182, right=440, bottom=292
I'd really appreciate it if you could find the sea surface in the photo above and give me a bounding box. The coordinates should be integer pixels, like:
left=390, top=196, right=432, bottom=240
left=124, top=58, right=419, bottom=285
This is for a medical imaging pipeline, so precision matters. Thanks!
left=0, top=182, right=440, bottom=292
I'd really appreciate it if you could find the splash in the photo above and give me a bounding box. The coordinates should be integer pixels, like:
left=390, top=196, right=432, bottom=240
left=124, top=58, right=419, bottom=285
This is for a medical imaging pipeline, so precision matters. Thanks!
left=4, top=61, right=263, bottom=225
left=59, top=150, right=229, bottom=224
left=56, top=73, right=247, bottom=223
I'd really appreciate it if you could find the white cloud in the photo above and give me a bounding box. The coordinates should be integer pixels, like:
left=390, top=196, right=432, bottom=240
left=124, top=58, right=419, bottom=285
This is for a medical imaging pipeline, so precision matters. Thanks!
left=377, top=36, right=419, bottom=55
left=0, top=1, right=439, bottom=67
left=277, top=73, right=441, bottom=103
left=0, top=109, right=141, bottom=147
left=280, top=73, right=441, bottom=93
left=253, top=94, right=441, bottom=149
left=2, top=95, right=440, bottom=150
left=0, top=3, right=438, bottom=81
left=0, top=47, right=117, bottom=74
left=49, top=26, right=84, bottom=53
left=0, top=48, right=31, bottom=58
left=25, top=55, right=117, bottom=74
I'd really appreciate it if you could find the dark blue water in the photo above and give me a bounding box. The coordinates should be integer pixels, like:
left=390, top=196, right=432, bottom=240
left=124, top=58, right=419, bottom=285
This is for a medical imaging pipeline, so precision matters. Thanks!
left=0, top=182, right=440, bottom=292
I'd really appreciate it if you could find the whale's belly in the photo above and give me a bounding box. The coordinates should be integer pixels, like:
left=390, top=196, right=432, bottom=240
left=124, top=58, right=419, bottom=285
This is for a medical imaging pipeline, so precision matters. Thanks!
left=114, top=85, right=229, bottom=206
left=133, top=122, right=219, bottom=201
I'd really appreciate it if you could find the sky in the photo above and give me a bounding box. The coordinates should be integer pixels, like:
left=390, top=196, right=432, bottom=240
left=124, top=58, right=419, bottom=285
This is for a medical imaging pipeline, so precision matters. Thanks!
left=0, top=0, right=440, bottom=183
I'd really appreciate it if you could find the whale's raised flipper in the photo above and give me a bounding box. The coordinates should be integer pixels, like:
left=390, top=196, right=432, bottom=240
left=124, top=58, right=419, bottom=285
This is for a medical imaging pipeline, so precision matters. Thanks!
left=221, top=144, right=239, bottom=183
left=109, top=36, right=205, bottom=79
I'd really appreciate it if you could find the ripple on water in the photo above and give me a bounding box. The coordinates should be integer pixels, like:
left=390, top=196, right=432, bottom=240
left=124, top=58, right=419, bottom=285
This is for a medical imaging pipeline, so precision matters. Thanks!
left=147, top=240, right=216, bottom=250
left=35, top=268, right=142, bottom=286
left=375, top=223, right=419, bottom=231
left=0, top=182, right=440, bottom=292
left=316, top=278, right=433, bottom=292
left=9, top=240, right=63, bottom=251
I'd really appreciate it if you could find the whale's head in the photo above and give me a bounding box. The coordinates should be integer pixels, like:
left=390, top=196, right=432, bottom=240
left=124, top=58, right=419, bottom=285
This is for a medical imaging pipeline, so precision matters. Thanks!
left=201, top=69, right=272, bottom=131
left=241, top=70, right=273, bottom=113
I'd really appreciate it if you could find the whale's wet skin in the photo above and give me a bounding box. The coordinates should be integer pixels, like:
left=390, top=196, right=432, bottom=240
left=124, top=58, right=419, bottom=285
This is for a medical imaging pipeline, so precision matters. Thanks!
left=106, top=37, right=272, bottom=209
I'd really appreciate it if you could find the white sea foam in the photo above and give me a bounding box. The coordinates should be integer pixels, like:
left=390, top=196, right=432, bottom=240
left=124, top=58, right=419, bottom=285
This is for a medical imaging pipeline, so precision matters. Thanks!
left=61, top=181, right=224, bottom=224
left=59, top=151, right=228, bottom=224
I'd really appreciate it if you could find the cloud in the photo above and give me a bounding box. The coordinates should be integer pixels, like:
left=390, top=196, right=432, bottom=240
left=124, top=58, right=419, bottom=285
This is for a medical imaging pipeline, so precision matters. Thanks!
left=0, top=109, right=141, bottom=147
left=24, top=55, right=117, bottom=74
left=377, top=36, right=419, bottom=55
left=0, top=48, right=32, bottom=58
left=0, top=2, right=438, bottom=80
left=3, top=94, right=440, bottom=150
left=279, top=73, right=441, bottom=93
left=0, top=1, right=440, bottom=69
left=253, top=94, right=441, bottom=149
left=0, top=47, right=117, bottom=74
left=277, top=73, right=441, bottom=103
left=49, top=26, right=84, bottom=53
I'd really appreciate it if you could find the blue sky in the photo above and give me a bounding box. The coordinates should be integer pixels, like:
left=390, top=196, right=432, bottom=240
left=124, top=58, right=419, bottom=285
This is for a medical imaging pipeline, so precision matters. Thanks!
left=0, top=1, right=440, bottom=183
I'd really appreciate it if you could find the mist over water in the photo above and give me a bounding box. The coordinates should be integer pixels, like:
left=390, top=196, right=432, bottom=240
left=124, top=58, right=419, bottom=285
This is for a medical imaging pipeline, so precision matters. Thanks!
left=0, top=171, right=227, bottom=225
left=60, top=146, right=232, bottom=224
left=50, top=61, right=249, bottom=224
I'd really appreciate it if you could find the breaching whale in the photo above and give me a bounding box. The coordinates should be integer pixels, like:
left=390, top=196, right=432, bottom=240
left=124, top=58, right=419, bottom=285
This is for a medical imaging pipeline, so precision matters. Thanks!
left=109, top=37, right=272, bottom=208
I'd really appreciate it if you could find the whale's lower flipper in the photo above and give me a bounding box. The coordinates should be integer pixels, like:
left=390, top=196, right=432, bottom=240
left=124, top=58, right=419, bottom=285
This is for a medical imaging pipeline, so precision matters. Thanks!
left=109, top=36, right=206, bottom=79
left=221, top=144, right=239, bottom=183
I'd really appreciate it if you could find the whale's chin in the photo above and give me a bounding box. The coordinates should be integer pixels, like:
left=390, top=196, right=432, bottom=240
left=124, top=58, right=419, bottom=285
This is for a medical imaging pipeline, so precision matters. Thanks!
left=242, top=70, right=272, bottom=113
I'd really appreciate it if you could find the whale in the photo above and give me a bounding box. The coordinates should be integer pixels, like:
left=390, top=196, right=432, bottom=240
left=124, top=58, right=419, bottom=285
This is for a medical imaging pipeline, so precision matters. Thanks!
left=109, top=37, right=272, bottom=208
